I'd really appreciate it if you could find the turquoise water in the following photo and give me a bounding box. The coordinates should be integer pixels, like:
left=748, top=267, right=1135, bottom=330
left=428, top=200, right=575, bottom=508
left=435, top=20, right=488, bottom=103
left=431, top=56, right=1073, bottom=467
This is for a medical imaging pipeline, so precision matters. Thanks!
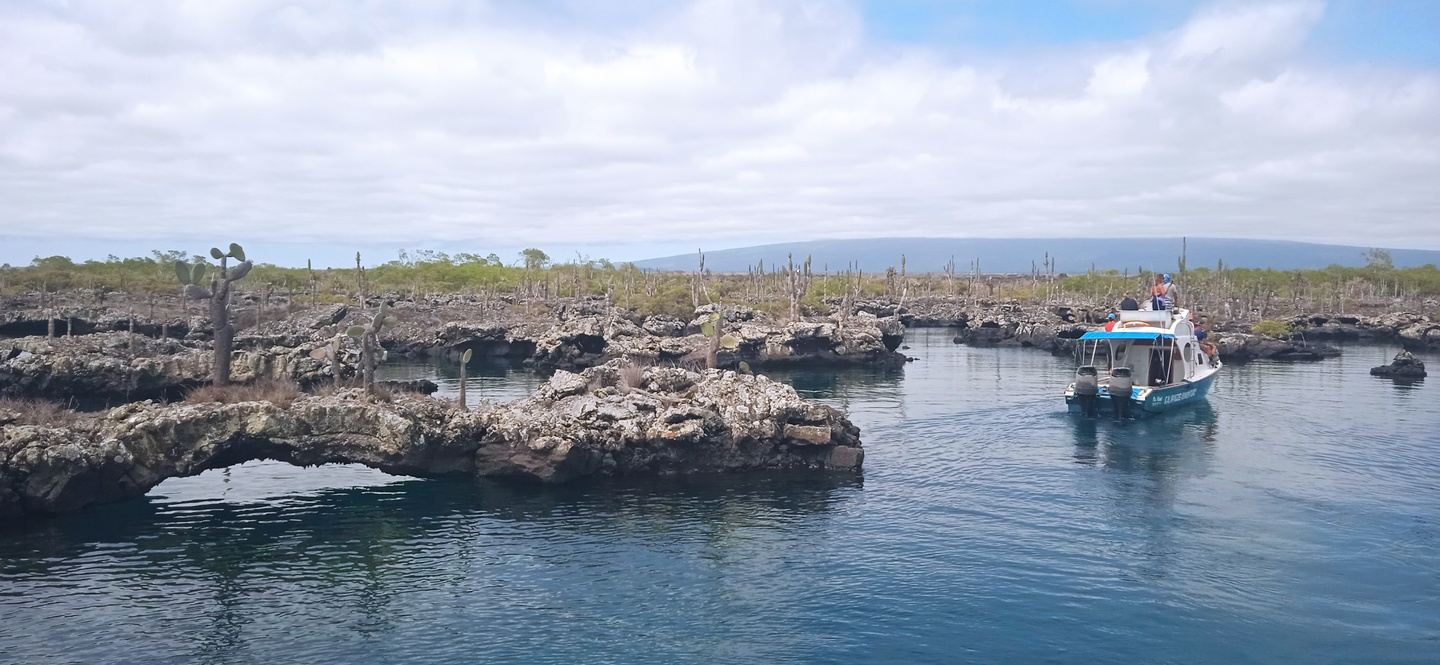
left=2, top=329, right=1438, bottom=664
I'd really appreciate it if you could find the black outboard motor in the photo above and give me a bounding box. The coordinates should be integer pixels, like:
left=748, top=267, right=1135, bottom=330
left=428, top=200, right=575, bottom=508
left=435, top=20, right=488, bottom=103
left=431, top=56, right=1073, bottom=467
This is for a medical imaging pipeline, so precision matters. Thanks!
left=1074, top=365, right=1099, bottom=418
left=1109, top=367, right=1134, bottom=421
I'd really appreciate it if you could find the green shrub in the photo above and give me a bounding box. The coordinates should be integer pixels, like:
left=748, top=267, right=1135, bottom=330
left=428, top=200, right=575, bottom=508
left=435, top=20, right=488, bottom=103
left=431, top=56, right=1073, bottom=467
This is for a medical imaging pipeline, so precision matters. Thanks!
left=1251, top=319, right=1292, bottom=338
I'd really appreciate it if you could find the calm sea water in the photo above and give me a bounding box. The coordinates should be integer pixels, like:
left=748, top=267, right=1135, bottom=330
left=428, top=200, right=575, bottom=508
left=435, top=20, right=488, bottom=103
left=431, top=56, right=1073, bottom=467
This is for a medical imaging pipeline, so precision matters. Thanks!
left=2, top=329, right=1437, bottom=664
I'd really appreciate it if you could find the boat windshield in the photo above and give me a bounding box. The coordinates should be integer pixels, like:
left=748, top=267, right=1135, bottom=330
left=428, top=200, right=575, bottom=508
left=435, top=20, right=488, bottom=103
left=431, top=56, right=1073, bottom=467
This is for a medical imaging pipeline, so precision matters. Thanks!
left=1076, top=339, right=1116, bottom=372
left=1078, top=338, right=1156, bottom=385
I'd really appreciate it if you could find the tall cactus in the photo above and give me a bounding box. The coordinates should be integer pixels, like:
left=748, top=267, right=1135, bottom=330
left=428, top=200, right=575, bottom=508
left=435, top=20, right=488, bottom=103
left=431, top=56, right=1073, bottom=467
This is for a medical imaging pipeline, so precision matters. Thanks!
left=324, top=336, right=344, bottom=387
left=175, top=243, right=253, bottom=386
left=786, top=253, right=812, bottom=323
left=346, top=302, right=389, bottom=393
left=458, top=348, right=473, bottom=410
left=699, top=311, right=739, bottom=370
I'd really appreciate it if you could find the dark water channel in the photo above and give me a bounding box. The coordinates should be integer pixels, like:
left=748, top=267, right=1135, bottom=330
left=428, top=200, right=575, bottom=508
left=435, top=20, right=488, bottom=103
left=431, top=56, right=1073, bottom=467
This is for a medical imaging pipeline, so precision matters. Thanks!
left=2, top=329, right=1437, bottom=663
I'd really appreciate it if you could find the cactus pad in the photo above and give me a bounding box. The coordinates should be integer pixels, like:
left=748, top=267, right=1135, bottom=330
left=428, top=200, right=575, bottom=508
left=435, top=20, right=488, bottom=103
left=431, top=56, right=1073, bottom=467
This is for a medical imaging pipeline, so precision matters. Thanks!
left=174, top=261, right=193, bottom=285
left=227, top=260, right=253, bottom=282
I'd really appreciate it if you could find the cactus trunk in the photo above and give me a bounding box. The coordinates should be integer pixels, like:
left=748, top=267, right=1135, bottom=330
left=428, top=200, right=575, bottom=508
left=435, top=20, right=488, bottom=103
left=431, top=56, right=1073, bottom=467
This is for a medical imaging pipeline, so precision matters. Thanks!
left=211, top=272, right=234, bottom=386
left=706, top=312, right=721, bottom=370
left=361, top=334, right=377, bottom=393
left=329, top=339, right=343, bottom=387
left=458, top=361, right=467, bottom=410
left=176, top=245, right=251, bottom=387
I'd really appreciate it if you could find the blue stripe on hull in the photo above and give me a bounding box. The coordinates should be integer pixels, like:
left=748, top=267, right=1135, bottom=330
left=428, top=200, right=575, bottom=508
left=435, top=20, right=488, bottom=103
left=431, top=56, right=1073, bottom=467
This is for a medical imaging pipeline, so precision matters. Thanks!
left=1138, top=372, right=1215, bottom=413
left=1065, top=371, right=1217, bottom=417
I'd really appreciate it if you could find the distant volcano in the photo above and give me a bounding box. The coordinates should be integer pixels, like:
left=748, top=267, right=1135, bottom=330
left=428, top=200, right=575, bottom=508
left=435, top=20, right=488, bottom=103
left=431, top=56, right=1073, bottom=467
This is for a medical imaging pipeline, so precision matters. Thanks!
left=632, top=238, right=1440, bottom=274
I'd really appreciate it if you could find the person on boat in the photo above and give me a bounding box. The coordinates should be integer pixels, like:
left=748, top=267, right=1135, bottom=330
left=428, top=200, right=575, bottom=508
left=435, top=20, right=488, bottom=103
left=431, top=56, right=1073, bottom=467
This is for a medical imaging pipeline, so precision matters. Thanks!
left=1149, top=347, right=1168, bottom=385
left=1201, top=340, right=1219, bottom=366
left=1150, top=274, right=1167, bottom=310
left=1104, top=312, right=1118, bottom=332
left=1195, top=318, right=1219, bottom=364
left=1162, top=273, right=1178, bottom=309
left=1118, top=295, right=1139, bottom=311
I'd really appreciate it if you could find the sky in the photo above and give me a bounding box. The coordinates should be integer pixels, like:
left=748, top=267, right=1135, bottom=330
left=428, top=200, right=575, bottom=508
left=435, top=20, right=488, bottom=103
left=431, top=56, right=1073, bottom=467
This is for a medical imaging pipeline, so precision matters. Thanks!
left=1, top=0, right=1437, bottom=267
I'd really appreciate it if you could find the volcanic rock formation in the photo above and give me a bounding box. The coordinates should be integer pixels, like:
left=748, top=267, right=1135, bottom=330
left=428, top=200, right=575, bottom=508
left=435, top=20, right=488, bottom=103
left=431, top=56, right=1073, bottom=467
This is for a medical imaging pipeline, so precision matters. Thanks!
left=0, top=362, right=863, bottom=519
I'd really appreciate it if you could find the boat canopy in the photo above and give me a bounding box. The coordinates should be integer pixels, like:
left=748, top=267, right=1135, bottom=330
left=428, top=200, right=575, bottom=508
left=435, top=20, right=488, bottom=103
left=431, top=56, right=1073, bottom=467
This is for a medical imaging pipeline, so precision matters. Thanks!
left=1078, top=331, right=1175, bottom=341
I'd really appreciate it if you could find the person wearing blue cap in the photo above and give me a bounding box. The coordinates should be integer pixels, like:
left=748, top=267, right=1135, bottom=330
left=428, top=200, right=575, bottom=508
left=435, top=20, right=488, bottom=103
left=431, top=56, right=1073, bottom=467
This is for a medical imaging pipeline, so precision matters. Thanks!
left=1104, top=312, right=1118, bottom=331
left=1162, top=273, right=1178, bottom=309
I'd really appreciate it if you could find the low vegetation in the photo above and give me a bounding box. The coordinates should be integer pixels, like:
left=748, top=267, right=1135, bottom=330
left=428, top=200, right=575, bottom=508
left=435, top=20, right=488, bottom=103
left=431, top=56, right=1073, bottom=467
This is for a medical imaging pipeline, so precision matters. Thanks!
left=0, top=397, right=84, bottom=427
left=2, top=246, right=1436, bottom=326
left=184, top=379, right=302, bottom=407
left=1250, top=319, right=1293, bottom=339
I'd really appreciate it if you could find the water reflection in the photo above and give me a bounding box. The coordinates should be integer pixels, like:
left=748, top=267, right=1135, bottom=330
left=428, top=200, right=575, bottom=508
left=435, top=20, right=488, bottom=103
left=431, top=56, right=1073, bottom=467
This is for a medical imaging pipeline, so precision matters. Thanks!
left=2, top=467, right=862, bottom=662
left=1068, top=404, right=1221, bottom=583
left=765, top=365, right=905, bottom=397
left=1070, top=405, right=1220, bottom=504
left=378, top=356, right=543, bottom=405
left=3, top=470, right=861, bottom=576
left=1382, top=375, right=1426, bottom=396
left=4, top=330, right=1439, bottom=664
left=1072, top=418, right=1101, bottom=460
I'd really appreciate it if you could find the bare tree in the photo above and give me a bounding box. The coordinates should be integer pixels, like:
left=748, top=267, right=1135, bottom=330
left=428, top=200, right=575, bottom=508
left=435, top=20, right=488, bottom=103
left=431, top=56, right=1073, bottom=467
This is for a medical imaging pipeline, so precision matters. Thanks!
left=785, top=253, right=812, bottom=323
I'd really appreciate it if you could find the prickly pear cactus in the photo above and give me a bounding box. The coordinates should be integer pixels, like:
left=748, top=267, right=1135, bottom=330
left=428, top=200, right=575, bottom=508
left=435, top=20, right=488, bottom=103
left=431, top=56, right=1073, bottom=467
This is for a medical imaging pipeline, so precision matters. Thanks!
left=353, top=303, right=392, bottom=394
left=173, top=242, right=254, bottom=385
left=458, top=348, right=474, bottom=411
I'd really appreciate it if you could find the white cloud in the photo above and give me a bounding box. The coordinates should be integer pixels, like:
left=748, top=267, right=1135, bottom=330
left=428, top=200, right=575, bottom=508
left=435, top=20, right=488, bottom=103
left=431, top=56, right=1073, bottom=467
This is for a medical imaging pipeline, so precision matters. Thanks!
left=0, top=0, right=1437, bottom=259
left=1170, top=1, right=1323, bottom=65
left=1087, top=51, right=1151, bottom=98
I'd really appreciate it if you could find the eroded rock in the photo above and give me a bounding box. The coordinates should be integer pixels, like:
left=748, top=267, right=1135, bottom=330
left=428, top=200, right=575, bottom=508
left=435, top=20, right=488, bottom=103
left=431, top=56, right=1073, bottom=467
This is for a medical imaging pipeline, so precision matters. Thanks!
left=641, top=315, right=686, bottom=337
left=1212, top=333, right=1341, bottom=363
left=1370, top=350, right=1427, bottom=379
left=311, top=304, right=350, bottom=329
left=0, top=362, right=863, bottom=518
left=0, top=333, right=211, bottom=400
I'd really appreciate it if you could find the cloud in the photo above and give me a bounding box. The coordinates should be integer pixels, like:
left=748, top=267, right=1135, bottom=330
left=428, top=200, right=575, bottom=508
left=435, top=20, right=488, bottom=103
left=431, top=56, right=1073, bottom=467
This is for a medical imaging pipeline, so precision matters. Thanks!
left=0, top=0, right=1437, bottom=260
left=1170, top=1, right=1323, bottom=65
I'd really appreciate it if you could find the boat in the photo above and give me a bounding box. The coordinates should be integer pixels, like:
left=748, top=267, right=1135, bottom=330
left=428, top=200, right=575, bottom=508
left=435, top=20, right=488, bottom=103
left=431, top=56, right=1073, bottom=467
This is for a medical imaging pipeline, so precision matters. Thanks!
left=1064, top=308, right=1221, bottom=417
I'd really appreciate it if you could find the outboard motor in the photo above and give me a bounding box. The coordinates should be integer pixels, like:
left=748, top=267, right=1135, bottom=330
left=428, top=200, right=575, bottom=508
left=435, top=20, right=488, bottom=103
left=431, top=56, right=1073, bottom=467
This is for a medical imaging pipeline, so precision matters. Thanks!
left=1074, top=366, right=1099, bottom=417
left=1109, top=367, right=1134, bottom=421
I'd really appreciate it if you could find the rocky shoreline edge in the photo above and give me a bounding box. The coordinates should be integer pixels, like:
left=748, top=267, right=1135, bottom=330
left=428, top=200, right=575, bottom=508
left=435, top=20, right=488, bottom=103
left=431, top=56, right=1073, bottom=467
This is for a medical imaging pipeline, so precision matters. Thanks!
left=0, top=361, right=863, bottom=520
left=3, top=302, right=907, bottom=401
left=3, top=294, right=1435, bottom=404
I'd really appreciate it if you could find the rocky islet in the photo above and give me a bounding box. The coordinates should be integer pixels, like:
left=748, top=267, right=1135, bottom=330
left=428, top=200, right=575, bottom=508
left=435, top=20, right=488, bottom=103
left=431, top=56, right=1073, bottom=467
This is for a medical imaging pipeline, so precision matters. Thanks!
left=0, top=361, right=862, bottom=519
